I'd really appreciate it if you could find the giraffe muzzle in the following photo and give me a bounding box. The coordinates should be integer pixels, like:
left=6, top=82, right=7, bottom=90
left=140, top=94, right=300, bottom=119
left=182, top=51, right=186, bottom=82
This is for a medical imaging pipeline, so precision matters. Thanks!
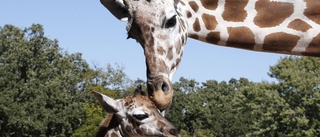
left=147, top=77, right=173, bottom=112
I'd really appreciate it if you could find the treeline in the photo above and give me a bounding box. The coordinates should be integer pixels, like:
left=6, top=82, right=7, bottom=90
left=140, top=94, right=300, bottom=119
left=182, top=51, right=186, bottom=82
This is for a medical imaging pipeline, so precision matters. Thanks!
left=0, top=24, right=319, bottom=136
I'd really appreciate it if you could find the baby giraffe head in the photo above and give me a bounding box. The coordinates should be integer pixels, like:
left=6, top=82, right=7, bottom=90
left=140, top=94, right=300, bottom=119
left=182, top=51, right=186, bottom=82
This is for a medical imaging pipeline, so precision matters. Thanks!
left=93, top=86, right=180, bottom=137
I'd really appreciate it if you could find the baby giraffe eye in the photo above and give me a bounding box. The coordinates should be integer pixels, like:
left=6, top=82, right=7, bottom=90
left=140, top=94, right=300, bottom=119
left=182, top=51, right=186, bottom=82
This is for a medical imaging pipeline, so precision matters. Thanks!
left=133, top=113, right=149, bottom=120
left=165, top=15, right=177, bottom=28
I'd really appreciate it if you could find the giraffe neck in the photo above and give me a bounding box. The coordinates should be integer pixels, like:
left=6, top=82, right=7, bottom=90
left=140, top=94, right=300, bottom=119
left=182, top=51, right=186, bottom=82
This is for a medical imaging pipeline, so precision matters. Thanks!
left=178, top=0, right=320, bottom=56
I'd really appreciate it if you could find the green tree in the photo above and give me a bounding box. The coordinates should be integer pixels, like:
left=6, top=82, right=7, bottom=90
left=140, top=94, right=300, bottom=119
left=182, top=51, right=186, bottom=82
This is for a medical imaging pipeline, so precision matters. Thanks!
left=166, top=77, right=201, bottom=134
left=168, top=78, right=255, bottom=136
left=241, top=82, right=288, bottom=136
left=73, top=103, right=105, bottom=137
left=196, top=78, right=257, bottom=136
left=0, top=24, right=89, bottom=136
left=268, top=56, right=320, bottom=136
left=168, top=77, right=286, bottom=136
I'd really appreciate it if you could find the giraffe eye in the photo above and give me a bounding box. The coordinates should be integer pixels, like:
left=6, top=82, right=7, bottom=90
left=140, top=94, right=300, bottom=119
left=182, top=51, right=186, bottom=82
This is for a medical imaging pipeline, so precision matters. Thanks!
left=165, top=15, right=177, bottom=28
left=133, top=113, right=149, bottom=120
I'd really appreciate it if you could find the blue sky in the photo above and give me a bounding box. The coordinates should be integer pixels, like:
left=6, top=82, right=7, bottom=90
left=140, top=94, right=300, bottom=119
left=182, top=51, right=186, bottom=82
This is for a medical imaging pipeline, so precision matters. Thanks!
left=0, top=0, right=285, bottom=83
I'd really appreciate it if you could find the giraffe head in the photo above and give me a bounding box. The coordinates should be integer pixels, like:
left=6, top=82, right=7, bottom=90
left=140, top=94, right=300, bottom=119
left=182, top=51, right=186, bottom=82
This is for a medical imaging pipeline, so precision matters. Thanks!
left=100, top=0, right=187, bottom=115
left=93, top=87, right=181, bottom=137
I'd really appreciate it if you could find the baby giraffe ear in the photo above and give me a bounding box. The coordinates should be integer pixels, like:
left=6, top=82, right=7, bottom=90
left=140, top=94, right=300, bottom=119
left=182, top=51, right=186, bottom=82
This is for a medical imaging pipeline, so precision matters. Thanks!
left=93, top=91, right=120, bottom=113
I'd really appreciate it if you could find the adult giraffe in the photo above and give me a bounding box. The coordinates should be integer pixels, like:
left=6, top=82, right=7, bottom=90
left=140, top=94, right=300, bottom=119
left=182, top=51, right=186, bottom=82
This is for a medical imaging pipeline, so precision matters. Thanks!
left=100, top=0, right=320, bottom=115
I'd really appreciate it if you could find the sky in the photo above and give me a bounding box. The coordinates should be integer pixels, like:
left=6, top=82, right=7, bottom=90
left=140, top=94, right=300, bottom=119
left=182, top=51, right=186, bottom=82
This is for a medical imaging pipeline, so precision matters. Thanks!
left=0, top=0, right=286, bottom=83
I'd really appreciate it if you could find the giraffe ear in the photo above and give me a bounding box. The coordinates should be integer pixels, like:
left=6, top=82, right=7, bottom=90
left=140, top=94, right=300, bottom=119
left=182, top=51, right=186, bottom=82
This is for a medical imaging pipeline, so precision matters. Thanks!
left=93, top=91, right=120, bottom=113
left=100, top=0, right=129, bottom=21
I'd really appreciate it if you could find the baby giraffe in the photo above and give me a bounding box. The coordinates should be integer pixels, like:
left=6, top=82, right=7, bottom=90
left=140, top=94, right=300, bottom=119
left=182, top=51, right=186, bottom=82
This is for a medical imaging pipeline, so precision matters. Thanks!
left=93, top=86, right=180, bottom=137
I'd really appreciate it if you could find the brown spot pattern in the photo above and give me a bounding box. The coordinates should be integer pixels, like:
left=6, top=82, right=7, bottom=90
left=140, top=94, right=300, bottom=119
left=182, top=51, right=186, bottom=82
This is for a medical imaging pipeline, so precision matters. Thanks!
left=189, top=34, right=199, bottom=39
left=202, top=13, right=217, bottom=30
left=254, top=0, right=294, bottom=28
left=158, top=60, right=167, bottom=73
left=304, top=0, right=320, bottom=24
left=288, top=19, right=312, bottom=32
left=305, top=33, right=320, bottom=56
left=263, top=32, right=300, bottom=52
left=179, top=27, right=183, bottom=34
left=189, top=1, right=199, bottom=12
left=171, top=64, right=176, bottom=71
left=222, top=0, right=248, bottom=22
left=167, top=46, right=173, bottom=60
left=180, top=1, right=186, bottom=5
left=193, top=18, right=201, bottom=32
left=206, top=32, right=220, bottom=44
left=157, top=46, right=165, bottom=55
left=178, top=36, right=184, bottom=51
left=200, top=0, right=218, bottom=10
left=175, top=58, right=181, bottom=68
left=186, top=11, right=192, bottom=18
left=227, top=27, right=255, bottom=50
left=179, top=18, right=186, bottom=30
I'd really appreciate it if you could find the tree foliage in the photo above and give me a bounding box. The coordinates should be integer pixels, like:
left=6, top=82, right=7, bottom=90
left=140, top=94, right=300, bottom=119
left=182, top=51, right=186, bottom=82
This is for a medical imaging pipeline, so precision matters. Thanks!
left=167, top=57, right=320, bottom=136
left=0, top=24, right=89, bottom=136
left=268, top=56, right=320, bottom=136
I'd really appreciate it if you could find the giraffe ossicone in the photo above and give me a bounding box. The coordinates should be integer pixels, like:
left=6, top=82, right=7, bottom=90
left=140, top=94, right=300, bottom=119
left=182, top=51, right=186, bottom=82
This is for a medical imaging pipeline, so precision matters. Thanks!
left=93, top=86, right=180, bottom=137
left=100, top=0, right=320, bottom=115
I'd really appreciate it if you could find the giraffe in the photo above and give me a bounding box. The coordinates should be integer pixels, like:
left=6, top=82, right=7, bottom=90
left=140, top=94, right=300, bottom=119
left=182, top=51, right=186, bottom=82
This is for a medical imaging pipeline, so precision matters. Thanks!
left=93, top=86, right=180, bottom=137
left=100, top=0, right=320, bottom=115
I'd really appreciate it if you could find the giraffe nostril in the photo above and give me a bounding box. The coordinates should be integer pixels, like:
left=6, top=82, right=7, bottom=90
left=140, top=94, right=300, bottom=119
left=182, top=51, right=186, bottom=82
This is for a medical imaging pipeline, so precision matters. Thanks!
left=161, top=82, right=169, bottom=92
left=169, top=128, right=180, bottom=136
